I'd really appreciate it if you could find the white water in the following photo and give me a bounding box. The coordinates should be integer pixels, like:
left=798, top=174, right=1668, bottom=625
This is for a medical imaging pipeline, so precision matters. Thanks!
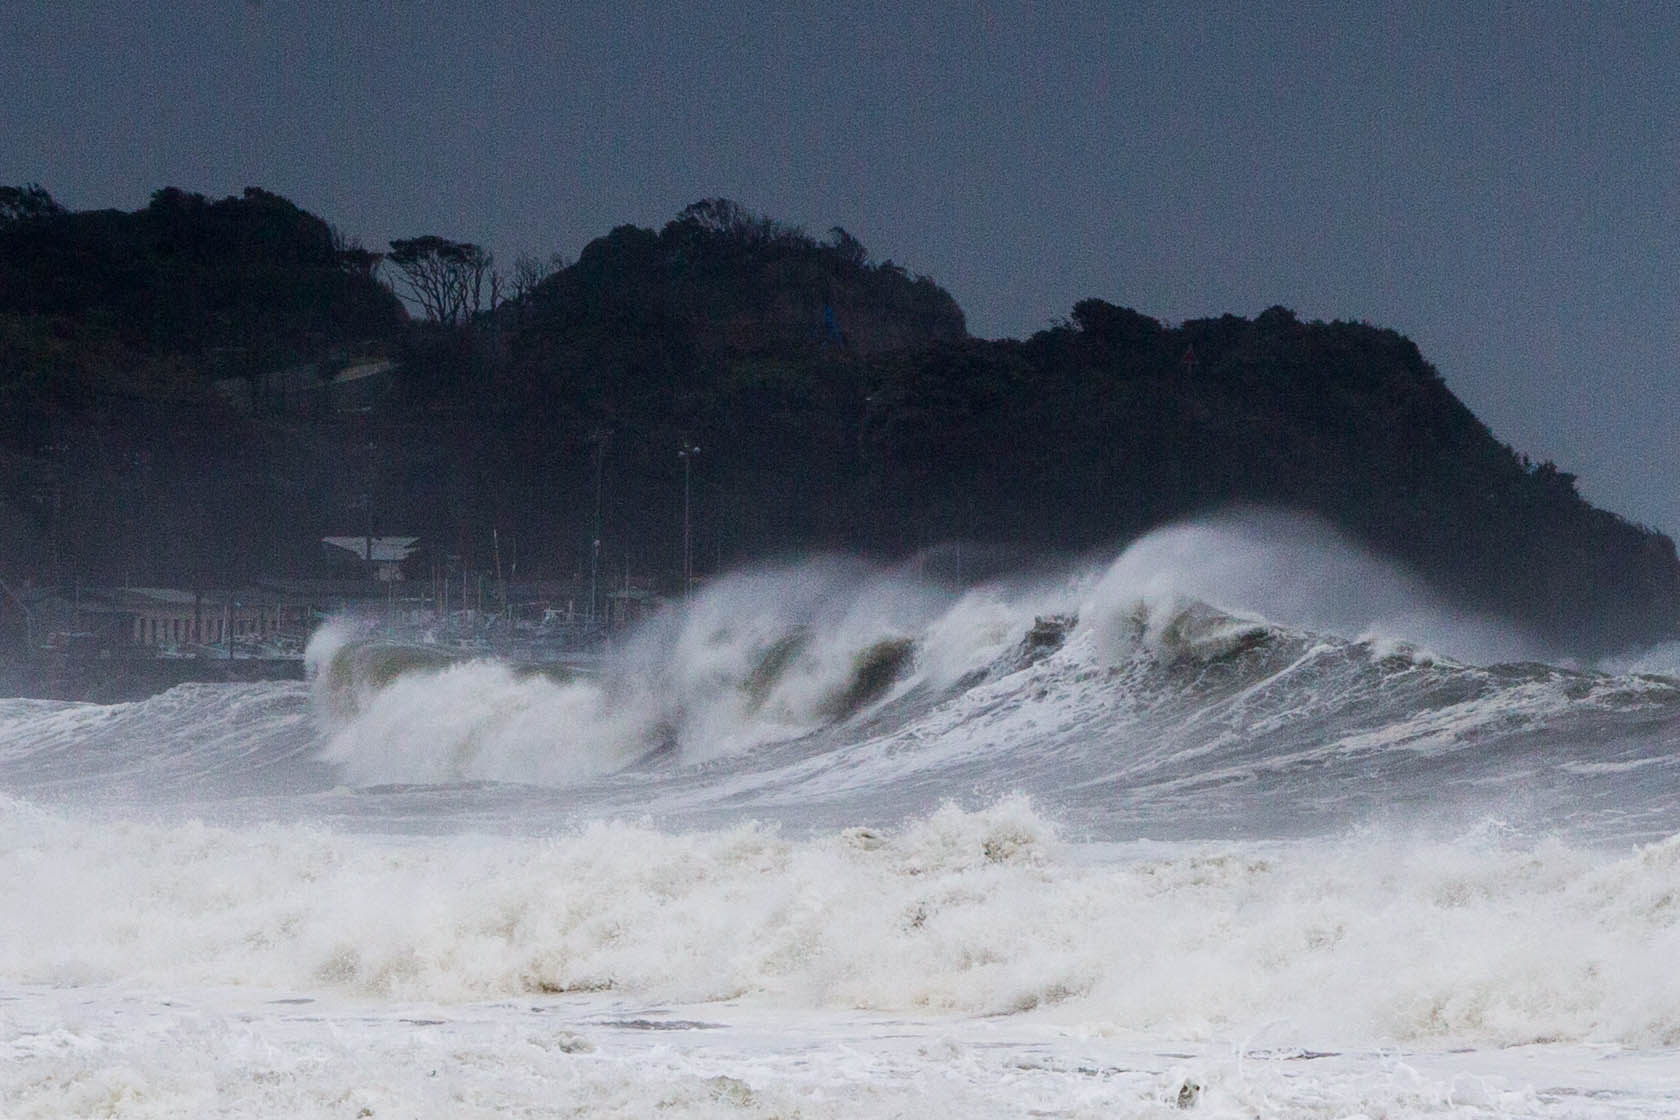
left=4, top=512, right=1679, bottom=1116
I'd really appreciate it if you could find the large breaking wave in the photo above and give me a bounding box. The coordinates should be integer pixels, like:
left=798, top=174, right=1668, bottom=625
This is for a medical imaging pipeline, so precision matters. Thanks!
left=273, top=512, right=1680, bottom=842
left=4, top=511, right=1676, bottom=840
left=308, top=511, right=1526, bottom=784
left=5, top=511, right=1680, bottom=1117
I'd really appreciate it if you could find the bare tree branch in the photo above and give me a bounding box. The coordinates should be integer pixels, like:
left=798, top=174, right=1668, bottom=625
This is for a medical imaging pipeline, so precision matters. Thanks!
left=387, top=236, right=492, bottom=325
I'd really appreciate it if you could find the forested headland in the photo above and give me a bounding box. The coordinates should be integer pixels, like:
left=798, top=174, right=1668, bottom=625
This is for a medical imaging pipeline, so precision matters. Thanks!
left=1, top=184, right=1675, bottom=654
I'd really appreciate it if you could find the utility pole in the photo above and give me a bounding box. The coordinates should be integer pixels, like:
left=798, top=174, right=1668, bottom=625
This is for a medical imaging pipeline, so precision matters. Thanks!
left=362, top=431, right=378, bottom=581
left=588, top=428, right=609, bottom=624
left=0, top=577, right=35, bottom=651
left=678, top=440, right=700, bottom=596
left=493, top=528, right=505, bottom=619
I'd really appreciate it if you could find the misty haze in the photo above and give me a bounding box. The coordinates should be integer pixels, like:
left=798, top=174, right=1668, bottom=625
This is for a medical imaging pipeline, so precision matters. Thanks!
left=3, top=5, right=1680, bottom=1117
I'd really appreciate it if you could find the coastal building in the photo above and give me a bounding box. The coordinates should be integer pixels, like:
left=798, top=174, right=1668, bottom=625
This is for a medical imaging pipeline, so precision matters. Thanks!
left=212, top=355, right=400, bottom=415
left=321, top=536, right=421, bottom=582
left=115, top=588, right=307, bottom=650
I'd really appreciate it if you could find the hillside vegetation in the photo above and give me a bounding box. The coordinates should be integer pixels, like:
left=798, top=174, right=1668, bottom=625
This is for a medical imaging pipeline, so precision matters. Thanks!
left=0, top=186, right=1672, bottom=654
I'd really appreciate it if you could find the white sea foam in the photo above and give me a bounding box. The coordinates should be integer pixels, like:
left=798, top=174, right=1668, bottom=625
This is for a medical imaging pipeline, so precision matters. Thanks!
left=301, top=615, right=359, bottom=680
left=7, top=515, right=1680, bottom=1116
left=308, top=557, right=1024, bottom=785
left=3, top=795, right=1678, bottom=1054
left=317, top=662, right=655, bottom=786
left=1605, top=640, right=1680, bottom=679
left=1078, top=509, right=1544, bottom=665
left=15, top=981, right=1674, bottom=1119
left=300, top=515, right=1595, bottom=793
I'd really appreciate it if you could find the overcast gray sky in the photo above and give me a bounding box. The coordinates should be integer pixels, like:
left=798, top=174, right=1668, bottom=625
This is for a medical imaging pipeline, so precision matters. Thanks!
left=4, top=2, right=1677, bottom=537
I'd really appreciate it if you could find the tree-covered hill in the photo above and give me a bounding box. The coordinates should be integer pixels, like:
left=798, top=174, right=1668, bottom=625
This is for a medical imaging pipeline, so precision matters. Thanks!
left=530, top=199, right=964, bottom=356
left=0, top=186, right=408, bottom=586
left=856, top=302, right=1678, bottom=650
left=0, top=187, right=1673, bottom=655
left=0, top=186, right=403, bottom=372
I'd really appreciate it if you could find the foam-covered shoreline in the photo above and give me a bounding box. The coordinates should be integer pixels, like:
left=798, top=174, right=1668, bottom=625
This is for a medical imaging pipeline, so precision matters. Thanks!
left=3, top=794, right=1678, bottom=1053
left=6, top=517, right=1680, bottom=1116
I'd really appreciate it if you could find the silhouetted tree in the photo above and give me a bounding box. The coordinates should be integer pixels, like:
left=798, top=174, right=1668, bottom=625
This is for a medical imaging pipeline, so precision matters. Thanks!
left=1070, top=299, right=1163, bottom=347
left=825, top=227, right=869, bottom=267
left=387, top=236, right=493, bottom=325
left=0, top=184, right=64, bottom=225
left=507, top=251, right=565, bottom=301
left=1, top=188, right=1674, bottom=655
left=332, top=226, right=383, bottom=281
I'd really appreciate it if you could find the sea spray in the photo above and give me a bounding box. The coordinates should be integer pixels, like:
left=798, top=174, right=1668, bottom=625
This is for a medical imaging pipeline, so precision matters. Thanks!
left=304, top=515, right=1551, bottom=790
left=311, top=557, right=983, bottom=780
left=6, top=514, right=1680, bottom=1117
left=317, top=659, right=655, bottom=786
left=1078, top=509, right=1546, bottom=665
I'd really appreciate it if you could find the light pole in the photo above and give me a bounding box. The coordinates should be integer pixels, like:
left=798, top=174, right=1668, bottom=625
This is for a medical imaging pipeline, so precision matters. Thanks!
left=678, top=440, right=700, bottom=596
left=588, top=428, right=609, bottom=625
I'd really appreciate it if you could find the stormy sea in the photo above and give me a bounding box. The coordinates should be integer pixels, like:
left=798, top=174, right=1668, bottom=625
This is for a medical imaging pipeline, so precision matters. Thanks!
left=4, top=513, right=1679, bottom=1118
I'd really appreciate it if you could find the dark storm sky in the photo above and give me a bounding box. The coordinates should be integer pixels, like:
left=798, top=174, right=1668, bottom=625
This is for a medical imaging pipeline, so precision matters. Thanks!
left=5, top=2, right=1677, bottom=536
